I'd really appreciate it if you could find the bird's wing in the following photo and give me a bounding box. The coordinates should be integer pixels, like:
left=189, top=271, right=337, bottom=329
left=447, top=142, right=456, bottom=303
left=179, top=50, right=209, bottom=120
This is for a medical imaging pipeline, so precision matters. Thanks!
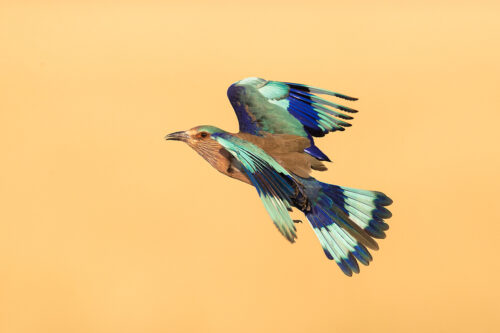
left=211, top=132, right=298, bottom=243
left=227, top=77, right=358, bottom=161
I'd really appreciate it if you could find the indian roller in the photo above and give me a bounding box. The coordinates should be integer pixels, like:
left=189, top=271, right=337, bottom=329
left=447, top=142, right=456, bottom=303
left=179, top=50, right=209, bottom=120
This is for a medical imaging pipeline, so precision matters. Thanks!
left=165, top=77, right=392, bottom=276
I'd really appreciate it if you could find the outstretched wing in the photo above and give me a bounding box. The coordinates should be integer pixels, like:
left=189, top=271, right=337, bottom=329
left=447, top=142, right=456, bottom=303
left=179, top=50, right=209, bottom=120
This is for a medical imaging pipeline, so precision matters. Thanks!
left=211, top=132, right=298, bottom=243
left=227, top=77, right=358, bottom=161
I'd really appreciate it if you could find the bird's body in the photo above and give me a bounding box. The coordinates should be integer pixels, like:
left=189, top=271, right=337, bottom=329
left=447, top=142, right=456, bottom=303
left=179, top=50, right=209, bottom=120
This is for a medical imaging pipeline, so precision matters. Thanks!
left=189, top=130, right=325, bottom=184
left=166, top=77, right=393, bottom=276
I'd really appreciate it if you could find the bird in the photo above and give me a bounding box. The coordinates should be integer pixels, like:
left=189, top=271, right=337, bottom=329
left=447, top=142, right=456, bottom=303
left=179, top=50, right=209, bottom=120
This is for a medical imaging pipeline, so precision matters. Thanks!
left=165, top=77, right=392, bottom=276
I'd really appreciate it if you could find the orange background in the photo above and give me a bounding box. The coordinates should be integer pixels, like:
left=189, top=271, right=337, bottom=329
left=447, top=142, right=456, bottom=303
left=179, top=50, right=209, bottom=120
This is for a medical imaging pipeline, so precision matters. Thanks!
left=1, top=1, right=499, bottom=332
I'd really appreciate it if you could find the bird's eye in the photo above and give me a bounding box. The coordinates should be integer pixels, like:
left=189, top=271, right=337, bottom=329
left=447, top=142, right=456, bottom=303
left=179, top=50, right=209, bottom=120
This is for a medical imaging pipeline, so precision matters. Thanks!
left=198, top=132, right=209, bottom=139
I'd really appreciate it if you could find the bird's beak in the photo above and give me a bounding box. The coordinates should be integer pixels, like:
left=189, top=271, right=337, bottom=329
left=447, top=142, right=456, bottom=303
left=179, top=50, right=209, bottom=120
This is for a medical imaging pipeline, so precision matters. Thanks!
left=164, top=131, right=189, bottom=142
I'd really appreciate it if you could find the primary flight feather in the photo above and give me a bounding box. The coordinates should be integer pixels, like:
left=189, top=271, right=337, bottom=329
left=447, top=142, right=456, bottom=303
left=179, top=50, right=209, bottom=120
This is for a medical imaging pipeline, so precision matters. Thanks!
left=165, top=77, right=392, bottom=276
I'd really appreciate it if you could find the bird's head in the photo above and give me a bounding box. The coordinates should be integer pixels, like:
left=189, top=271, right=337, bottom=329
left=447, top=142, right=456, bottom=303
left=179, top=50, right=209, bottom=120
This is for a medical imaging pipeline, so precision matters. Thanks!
left=165, top=125, right=225, bottom=150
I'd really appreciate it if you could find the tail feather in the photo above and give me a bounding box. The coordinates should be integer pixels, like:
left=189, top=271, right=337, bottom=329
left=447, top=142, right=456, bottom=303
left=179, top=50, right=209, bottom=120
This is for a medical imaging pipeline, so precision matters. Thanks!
left=302, top=179, right=392, bottom=276
left=309, top=213, right=360, bottom=276
left=325, top=185, right=392, bottom=240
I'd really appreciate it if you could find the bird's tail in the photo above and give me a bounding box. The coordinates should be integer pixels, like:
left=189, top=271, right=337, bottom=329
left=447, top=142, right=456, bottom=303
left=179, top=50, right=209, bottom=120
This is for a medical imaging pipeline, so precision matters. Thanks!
left=301, top=178, right=393, bottom=276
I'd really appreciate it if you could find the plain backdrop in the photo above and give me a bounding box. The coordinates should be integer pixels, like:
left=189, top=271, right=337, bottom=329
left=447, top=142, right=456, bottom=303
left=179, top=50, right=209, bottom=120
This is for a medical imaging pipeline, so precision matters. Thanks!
left=1, top=1, right=499, bottom=332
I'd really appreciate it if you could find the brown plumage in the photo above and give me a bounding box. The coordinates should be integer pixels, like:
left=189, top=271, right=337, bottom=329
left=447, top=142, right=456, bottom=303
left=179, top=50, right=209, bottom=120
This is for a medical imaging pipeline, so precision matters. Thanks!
left=235, top=133, right=327, bottom=178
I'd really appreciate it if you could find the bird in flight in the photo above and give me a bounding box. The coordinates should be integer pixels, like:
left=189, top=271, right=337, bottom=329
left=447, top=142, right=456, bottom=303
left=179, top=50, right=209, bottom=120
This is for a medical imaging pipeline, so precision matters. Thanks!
left=165, top=77, right=392, bottom=276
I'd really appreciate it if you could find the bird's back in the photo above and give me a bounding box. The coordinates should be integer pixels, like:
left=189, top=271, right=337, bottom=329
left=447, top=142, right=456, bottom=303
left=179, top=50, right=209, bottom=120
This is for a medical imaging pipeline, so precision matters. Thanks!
left=234, top=132, right=327, bottom=178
